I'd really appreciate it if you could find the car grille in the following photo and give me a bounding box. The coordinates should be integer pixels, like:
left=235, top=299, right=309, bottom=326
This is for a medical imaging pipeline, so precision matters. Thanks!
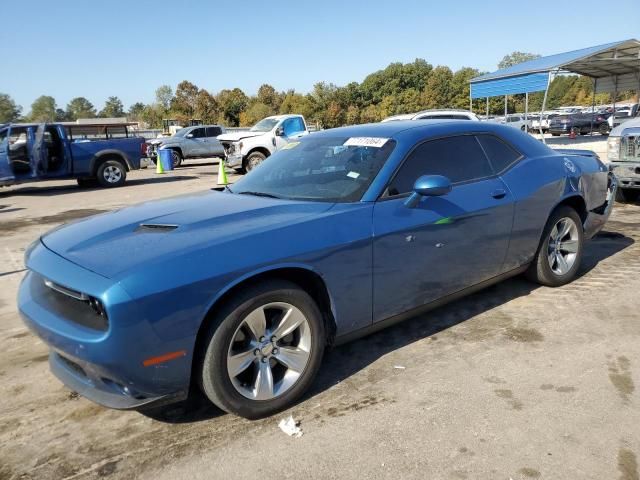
left=29, top=273, right=109, bottom=331
left=622, top=136, right=639, bottom=161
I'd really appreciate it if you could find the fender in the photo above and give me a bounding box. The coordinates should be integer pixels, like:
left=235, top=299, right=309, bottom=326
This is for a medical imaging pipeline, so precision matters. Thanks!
left=89, top=149, right=132, bottom=174
left=200, top=262, right=337, bottom=326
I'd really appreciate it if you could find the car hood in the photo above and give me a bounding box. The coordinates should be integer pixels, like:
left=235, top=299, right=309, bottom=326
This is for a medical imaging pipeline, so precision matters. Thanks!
left=610, top=116, right=640, bottom=137
left=217, top=131, right=266, bottom=142
left=41, top=191, right=333, bottom=279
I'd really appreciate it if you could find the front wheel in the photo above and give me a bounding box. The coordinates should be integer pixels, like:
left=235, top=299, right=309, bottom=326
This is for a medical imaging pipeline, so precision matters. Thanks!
left=245, top=151, right=267, bottom=172
left=170, top=150, right=183, bottom=167
left=199, top=280, right=325, bottom=419
left=526, top=206, right=584, bottom=287
left=96, top=159, right=127, bottom=188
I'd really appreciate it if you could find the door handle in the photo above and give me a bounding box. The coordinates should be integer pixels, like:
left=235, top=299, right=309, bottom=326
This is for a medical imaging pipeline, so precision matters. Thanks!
left=491, top=188, right=507, bottom=199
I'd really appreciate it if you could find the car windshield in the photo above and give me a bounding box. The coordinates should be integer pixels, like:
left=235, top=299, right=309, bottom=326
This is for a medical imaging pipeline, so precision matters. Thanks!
left=230, top=136, right=397, bottom=202
left=173, top=128, right=190, bottom=137
left=250, top=118, right=279, bottom=132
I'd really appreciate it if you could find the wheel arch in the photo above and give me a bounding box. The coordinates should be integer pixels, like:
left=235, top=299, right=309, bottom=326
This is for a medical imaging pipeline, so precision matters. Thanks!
left=190, top=265, right=337, bottom=378
left=554, top=194, right=588, bottom=226
left=91, top=151, right=131, bottom=175
left=243, top=147, right=271, bottom=168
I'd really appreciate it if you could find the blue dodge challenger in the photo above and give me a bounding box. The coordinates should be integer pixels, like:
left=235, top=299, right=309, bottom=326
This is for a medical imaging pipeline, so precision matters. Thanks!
left=18, top=121, right=616, bottom=418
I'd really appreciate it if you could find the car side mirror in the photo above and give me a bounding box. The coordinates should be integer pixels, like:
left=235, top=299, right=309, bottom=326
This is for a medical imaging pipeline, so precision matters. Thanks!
left=186, top=133, right=194, bottom=138
left=275, top=126, right=285, bottom=137
left=404, top=175, right=452, bottom=208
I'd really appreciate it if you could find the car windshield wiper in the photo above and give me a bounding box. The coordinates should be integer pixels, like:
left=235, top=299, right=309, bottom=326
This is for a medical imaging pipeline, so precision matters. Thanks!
left=236, top=191, right=282, bottom=199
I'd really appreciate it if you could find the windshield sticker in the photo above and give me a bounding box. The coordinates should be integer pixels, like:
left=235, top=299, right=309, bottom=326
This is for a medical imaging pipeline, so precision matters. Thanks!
left=347, top=171, right=360, bottom=179
left=344, top=137, right=389, bottom=148
left=282, top=142, right=300, bottom=150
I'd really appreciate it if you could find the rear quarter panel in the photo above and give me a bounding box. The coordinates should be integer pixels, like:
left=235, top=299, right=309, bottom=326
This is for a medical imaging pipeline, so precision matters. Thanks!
left=500, top=152, right=606, bottom=270
left=70, top=137, right=145, bottom=175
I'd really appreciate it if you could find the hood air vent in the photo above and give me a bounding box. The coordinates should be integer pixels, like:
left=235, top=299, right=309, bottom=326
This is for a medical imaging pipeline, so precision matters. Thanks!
left=136, top=223, right=179, bottom=233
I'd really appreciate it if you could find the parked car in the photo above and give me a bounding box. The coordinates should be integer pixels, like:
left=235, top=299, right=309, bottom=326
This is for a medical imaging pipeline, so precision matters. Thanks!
left=218, top=115, right=309, bottom=172
left=608, top=114, right=640, bottom=202
left=549, top=112, right=611, bottom=136
left=18, top=121, right=616, bottom=418
left=382, top=109, right=479, bottom=122
left=608, top=104, right=639, bottom=130
left=0, top=122, right=146, bottom=188
left=146, top=125, right=226, bottom=167
left=530, top=113, right=561, bottom=133
left=491, top=114, right=532, bottom=132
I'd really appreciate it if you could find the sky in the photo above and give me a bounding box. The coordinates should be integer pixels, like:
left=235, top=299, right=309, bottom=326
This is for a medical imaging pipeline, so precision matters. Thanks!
left=2, top=0, right=639, bottom=113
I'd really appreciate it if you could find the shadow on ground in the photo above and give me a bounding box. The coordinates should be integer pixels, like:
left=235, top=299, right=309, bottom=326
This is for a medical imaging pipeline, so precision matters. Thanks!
left=0, top=175, right=198, bottom=198
left=143, top=227, right=634, bottom=424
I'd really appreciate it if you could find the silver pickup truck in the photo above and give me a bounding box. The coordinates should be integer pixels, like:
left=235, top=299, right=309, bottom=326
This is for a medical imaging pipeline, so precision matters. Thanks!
left=147, top=124, right=226, bottom=167
left=608, top=113, right=640, bottom=202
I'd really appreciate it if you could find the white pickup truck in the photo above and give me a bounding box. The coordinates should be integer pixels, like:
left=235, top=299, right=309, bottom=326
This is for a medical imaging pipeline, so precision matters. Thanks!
left=217, top=114, right=308, bottom=172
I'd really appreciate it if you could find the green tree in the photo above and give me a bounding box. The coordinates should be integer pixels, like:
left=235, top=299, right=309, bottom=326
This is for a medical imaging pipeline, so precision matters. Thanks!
left=217, top=88, right=249, bottom=126
left=498, top=52, right=541, bottom=69
left=257, top=84, right=281, bottom=111
left=29, top=95, right=57, bottom=122
left=66, top=97, right=96, bottom=120
left=155, top=85, right=173, bottom=112
left=450, top=67, right=480, bottom=109
left=171, top=81, right=200, bottom=119
left=141, top=104, right=163, bottom=128
left=345, top=105, right=360, bottom=125
left=99, top=96, right=125, bottom=118
left=279, top=92, right=316, bottom=119
left=422, top=66, right=453, bottom=109
left=0, top=93, right=22, bottom=123
left=240, top=102, right=273, bottom=126
left=194, top=90, right=220, bottom=124
left=127, top=102, right=146, bottom=121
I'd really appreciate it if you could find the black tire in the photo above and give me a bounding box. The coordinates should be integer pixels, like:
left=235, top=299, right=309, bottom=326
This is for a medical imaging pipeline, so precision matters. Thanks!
left=96, top=159, right=127, bottom=188
left=198, top=279, right=325, bottom=419
left=599, top=123, right=610, bottom=136
left=76, top=178, right=97, bottom=188
left=170, top=149, right=183, bottom=167
left=570, top=126, right=580, bottom=136
left=616, top=188, right=640, bottom=203
left=520, top=125, right=526, bottom=131
left=234, top=168, right=245, bottom=174
left=526, top=206, right=584, bottom=287
left=245, top=151, right=267, bottom=172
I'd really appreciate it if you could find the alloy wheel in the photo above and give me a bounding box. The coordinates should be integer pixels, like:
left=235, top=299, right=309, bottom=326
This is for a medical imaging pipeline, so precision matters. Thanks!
left=227, top=302, right=312, bottom=400
left=103, top=165, right=122, bottom=183
left=547, top=217, right=579, bottom=275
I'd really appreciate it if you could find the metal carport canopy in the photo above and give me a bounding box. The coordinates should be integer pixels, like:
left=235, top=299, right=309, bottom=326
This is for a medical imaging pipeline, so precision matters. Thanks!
left=470, top=39, right=640, bottom=99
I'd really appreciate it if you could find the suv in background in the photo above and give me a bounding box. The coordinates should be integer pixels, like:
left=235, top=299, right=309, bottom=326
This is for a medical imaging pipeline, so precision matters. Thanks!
left=147, top=124, right=226, bottom=167
left=549, top=113, right=611, bottom=136
left=381, top=109, right=480, bottom=122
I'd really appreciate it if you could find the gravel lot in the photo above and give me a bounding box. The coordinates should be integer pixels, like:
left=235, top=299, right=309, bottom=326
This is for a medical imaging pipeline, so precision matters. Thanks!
left=1, top=156, right=638, bottom=480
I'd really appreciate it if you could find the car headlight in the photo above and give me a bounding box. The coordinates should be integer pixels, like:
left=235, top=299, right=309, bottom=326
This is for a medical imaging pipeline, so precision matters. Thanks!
left=607, top=137, right=620, bottom=162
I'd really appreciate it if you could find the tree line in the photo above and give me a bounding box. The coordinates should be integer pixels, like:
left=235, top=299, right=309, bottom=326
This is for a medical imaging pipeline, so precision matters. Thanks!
left=1, top=52, right=635, bottom=128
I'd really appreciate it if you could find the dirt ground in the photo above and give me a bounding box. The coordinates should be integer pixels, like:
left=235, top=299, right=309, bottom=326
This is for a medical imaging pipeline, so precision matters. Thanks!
left=0, top=157, right=638, bottom=480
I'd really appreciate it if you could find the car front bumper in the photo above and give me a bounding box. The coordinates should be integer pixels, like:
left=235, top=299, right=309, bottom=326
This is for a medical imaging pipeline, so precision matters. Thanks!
left=18, top=242, right=191, bottom=410
left=610, top=161, right=640, bottom=190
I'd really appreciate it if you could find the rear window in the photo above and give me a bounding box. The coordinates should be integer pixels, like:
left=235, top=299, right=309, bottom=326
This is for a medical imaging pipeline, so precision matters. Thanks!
left=67, top=125, right=128, bottom=142
left=476, top=135, right=522, bottom=172
left=206, top=126, right=222, bottom=137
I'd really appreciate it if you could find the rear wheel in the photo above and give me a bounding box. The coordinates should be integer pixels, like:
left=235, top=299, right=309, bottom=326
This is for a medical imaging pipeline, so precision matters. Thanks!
left=526, top=206, right=584, bottom=287
left=96, top=159, right=126, bottom=188
left=199, top=280, right=325, bottom=419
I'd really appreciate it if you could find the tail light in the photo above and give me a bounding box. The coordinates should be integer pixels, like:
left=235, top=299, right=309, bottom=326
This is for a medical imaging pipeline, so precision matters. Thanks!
left=141, top=143, right=148, bottom=156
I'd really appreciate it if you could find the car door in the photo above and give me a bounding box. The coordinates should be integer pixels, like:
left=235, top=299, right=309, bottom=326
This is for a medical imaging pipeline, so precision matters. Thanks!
left=274, top=117, right=306, bottom=150
left=204, top=126, right=224, bottom=156
left=372, top=134, right=514, bottom=322
left=0, top=127, right=14, bottom=184
left=186, top=127, right=207, bottom=156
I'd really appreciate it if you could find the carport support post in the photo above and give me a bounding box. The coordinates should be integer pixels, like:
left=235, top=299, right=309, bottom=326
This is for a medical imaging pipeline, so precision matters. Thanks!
left=538, top=72, right=553, bottom=144
left=525, top=92, right=529, bottom=124
left=590, top=78, right=597, bottom=136
left=504, top=95, right=508, bottom=118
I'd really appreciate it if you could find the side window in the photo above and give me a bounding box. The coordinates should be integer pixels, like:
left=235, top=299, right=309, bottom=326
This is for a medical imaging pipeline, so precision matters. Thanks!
left=190, top=128, right=205, bottom=138
left=476, top=135, right=522, bottom=173
left=388, top=136, right=493, bottom=196
left=206, top=126, right=222, bottom=137
left=283, top=117, right=305, bottom=136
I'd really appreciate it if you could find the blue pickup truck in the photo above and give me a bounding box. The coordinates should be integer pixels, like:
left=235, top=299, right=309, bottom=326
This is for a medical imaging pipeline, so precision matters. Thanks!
left=0, top=122, right=147, bottom=188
